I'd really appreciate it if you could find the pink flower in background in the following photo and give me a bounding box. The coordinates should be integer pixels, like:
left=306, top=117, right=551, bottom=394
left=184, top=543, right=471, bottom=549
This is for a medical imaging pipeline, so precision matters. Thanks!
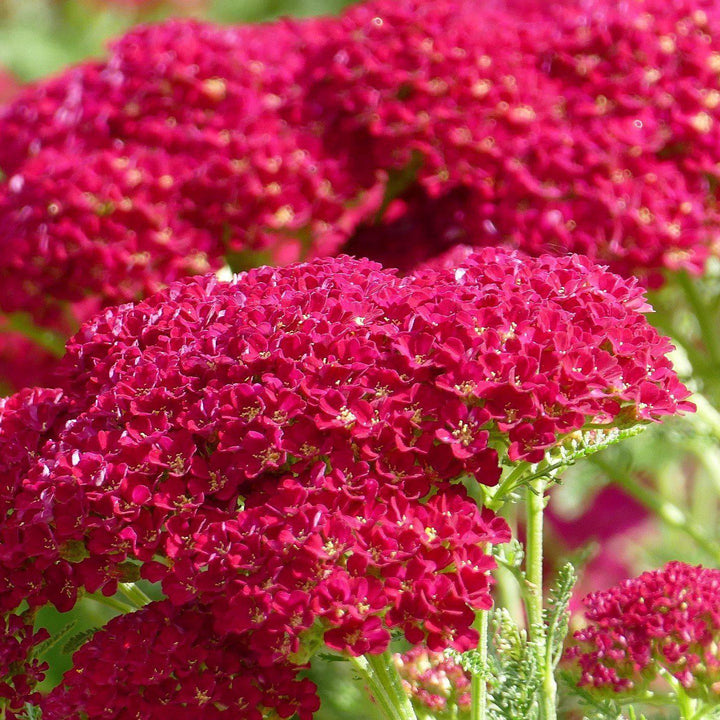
left=547, top=484, right=652, bottom=611
left=394, top=646, right=471, bottom=717
left=548, top=486, right=649, bottom=550
left=567, top=562, right=720, bottom=699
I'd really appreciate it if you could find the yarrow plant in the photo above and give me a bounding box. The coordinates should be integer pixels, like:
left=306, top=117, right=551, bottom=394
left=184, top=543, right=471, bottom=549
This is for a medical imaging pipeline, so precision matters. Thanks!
left=0, top=248, right=692, bottom=719
left=3, top=1, right=720, bottom=719
left=40, top=601, right=320, bottom=720
left=4, top=0, right=720, bottom=391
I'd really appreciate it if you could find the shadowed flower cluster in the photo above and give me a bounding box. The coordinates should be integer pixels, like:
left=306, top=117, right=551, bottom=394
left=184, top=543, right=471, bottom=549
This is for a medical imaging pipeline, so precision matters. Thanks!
left=324, top=0, right=720, bottom=285
left=0, top=251, right=689, bottom=671
left=567, top=561, right=720, bottom=701
left=0, top=613, right=48, bottom=719
left=40, top=601, right=319, bottom=720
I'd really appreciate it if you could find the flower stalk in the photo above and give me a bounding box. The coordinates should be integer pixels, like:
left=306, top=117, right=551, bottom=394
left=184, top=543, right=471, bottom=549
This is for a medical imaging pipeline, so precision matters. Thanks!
left=525, top=480, right=557, bottom=720
left=351, top=652, right=418, bottom=720
left=470, top=610, right=489, bottom=720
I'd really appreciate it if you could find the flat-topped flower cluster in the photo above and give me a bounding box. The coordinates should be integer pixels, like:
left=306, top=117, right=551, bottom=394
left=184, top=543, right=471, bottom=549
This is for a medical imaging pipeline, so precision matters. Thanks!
left=0, top=249, right=691, bottom=716
left=1, top=0, right=720, bottom=378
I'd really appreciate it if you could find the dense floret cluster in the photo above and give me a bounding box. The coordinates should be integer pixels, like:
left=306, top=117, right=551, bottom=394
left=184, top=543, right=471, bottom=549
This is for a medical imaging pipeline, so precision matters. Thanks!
left=0, top=613, right=48, bottom=719
left=318, top=0, right=720, bottom=285
left=2, top=0, right=720, bottom=353
left=0, top=18, right=375, bottom=329
left=394, top=647, right=471, bottom=717
left=0, top=251, right=689, bottom=663
left=0, top=147, right=217, bottom=324
left=567, top=562, right=720, bottom=699
left=40, top=601, right=319, bottom=720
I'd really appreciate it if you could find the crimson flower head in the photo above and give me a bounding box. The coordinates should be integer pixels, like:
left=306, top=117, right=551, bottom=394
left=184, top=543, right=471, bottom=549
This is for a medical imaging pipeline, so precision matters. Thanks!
left=312, top=0, right=720, bottom=284
left=41, top=601, right=319, bottom=720
left=0, top=251, right=687, bottom=662
left=567, top=562, right=720, bottom=701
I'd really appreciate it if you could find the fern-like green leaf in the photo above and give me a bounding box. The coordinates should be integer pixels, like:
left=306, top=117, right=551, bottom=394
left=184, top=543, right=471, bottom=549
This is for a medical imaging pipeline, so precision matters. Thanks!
left=32, top=620, right=77, bottom=659
left=544, top=562, right=577, bottom=670
left=62, top=627, right=99, bottom=655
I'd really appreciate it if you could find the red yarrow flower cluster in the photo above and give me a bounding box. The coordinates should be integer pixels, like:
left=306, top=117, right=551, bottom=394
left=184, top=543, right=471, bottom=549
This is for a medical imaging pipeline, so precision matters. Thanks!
left=40, top=601, right=319, bottom=720
left=2, top=0, right=720, bottom=345
left=311, top=0, right=720, bottom=286
left=567, top=562, right=720, bottom=700
left=0, top=19, right=375, bottom=327
left=0, top=252, right=690, bottom=664
left=394, top=646, right=471, bottom=718
left=0, top=613, right=48, bottom=719
left=0, top=147, right=217, bottom=326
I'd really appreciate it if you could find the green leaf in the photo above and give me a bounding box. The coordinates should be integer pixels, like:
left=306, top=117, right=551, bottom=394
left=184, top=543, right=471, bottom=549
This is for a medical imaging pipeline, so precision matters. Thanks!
left=457, top=609, right=545, bottom=720
left=543, top=562, right=578, bottom=670
left=32, top=620, right=77, bottom=660
left=62, top=627, right=99, bottom=656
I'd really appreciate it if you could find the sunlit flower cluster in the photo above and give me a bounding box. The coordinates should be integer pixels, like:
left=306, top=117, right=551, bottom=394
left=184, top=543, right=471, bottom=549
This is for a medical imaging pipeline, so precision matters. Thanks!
left=0, top=251, right=688, bottom=669
left=567, top=562, right=720, bottom=700
left=321, top=0, right=720, bottom=285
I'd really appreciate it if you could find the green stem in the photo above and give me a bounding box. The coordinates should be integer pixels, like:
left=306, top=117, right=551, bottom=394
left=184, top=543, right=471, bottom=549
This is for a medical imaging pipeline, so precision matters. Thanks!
left=119, top=582, right=152, bottom=609
left=592, top=457, right=720, bottom=564
left=470, top=610, right=489, bottom=720
left=524, top=481, right=557, bottom=720
left=88, top=593, right=135, bottom=615
left=661, top=669, right=699, bottom=720
left=676, top=272, right=720, bottom=369
left=351, top=652, right=418, bottom=720
left=487, top=462, right=532, bottom=512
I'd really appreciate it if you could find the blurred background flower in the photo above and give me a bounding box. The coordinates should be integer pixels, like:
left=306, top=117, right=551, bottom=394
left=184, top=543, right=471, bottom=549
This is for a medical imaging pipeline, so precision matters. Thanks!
left=0, top=0, right=355, bottom=82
